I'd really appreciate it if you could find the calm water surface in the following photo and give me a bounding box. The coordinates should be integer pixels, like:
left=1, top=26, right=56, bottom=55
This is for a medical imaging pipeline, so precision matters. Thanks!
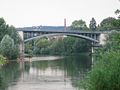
left=0, top=54, right=92, bottom=90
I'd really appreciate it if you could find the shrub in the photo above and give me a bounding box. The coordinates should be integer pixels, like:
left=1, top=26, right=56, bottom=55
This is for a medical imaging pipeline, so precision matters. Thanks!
left=0, top=54, right=6, bottom=65
left=81, top=51, right=120, bottom=90
left=0, top=35, right=19, bottom=60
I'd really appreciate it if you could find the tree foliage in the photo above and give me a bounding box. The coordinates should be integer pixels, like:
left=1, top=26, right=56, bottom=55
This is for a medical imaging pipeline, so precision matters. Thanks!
left=25, top=37, right=91, bottom=55
left=82, top=51, right=120, bottom=90
left=70, top=20, right=88, bottom=30
left=98, top=17, right=116, bottom=30
left=0, top=18, right=8, bottom=41
left=112, top=5, right=120, bottom=29
left=112, top=19, right=120, bottom=29
left=0, top=18, right=21, bottom=44
left=7, top=25, right=21, bottom=44
left=81, top=31, right=120, bottom=90
left=0, top=35, right=19, bottom=60
left=115, top=9, right=120, bottom=18
left=0, top=18, right=21, bottom=60
left=33, top=38, right=50, bottom=55
left=89, top=18, right=97, bottom=30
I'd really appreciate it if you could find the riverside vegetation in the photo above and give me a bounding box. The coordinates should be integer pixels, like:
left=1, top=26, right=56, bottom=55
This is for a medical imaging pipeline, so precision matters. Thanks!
left=77, top=10, right=120, bottom=90
left=0, top=18, right=21, bottom=64
left=77, top=31, right=120, bottom=90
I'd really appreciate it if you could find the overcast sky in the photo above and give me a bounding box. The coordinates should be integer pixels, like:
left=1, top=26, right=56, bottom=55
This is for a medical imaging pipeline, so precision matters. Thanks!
left=0, top=0, right=120, bottom=27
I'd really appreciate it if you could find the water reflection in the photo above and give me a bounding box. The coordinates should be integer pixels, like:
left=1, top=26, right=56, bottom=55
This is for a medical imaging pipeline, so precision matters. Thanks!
left=0, top=62, right=21, bottom=90
left=0, top=54, right=92, bottom=90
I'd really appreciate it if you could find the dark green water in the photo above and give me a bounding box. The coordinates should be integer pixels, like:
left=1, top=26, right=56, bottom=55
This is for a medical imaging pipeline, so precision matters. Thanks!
left=0, top=54, right=92, bottom=90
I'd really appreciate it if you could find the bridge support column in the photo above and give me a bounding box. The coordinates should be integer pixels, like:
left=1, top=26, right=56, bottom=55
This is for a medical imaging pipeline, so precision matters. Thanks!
left=18, top=31, right=24, bottom=61
left=91, top=42, right=95, bottom=53
left=18, top=41, right=24, bottom=61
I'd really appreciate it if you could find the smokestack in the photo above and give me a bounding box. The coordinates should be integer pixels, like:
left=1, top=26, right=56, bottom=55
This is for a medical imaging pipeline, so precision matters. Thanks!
left=64, top=18, right=66, bottom=30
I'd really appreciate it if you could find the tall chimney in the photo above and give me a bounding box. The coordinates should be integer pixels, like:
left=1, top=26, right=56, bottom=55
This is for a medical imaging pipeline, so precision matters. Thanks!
left=64, top=18, right=66, bottom=30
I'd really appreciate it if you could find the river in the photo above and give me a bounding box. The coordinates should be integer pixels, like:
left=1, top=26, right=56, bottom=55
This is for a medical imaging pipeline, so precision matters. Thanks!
left=0, top=54, right=92, bottom=90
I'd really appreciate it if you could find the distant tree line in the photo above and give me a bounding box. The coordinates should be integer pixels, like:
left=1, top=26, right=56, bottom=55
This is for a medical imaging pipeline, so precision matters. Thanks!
left=70, top=16, right=120, bottom=31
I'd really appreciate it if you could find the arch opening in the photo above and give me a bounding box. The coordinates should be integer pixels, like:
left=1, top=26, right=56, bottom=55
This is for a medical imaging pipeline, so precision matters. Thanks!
left=24, top=33, right=99, bottom=43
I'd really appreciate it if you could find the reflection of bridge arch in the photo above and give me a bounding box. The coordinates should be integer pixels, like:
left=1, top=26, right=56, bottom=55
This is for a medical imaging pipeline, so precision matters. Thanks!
left=24, top=33, right=99, bottom=43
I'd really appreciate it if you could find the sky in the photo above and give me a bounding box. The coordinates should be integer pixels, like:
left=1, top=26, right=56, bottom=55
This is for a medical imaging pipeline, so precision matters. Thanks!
left=0, top=0, right=120, bottom=27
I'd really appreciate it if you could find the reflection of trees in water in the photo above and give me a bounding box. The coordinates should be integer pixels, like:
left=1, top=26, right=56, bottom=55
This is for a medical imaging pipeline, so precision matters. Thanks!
left=0, top=55, right=91, bottom=90
left=54, top=54, right=92, bottom=88
left=31, top=54, right=92, bottom=88
left=24, top=62, right=31, bottom=72
left=0, top=62, right=21, bottom=90
left=32, top=61, right=49, bottom=70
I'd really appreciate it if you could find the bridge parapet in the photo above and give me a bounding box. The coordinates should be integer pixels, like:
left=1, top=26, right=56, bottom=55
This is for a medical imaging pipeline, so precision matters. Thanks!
left=17, top=28, right=106, bottom=34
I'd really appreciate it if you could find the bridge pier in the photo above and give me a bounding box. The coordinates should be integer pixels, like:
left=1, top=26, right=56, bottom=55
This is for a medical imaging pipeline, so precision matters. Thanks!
left=18, top=41, right=24, bottom=61
left=18, top=31, right=24, bottom=61
left=91, top=42, right=95, bottom=53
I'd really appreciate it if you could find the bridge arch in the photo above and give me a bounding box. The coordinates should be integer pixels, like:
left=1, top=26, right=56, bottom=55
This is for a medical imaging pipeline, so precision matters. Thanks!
left=24, top=33, right=99, bottom=43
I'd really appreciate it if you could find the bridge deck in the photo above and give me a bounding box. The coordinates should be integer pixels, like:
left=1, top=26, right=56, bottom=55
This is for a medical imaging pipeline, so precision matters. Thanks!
left=16, top=28, right=112, bottom=34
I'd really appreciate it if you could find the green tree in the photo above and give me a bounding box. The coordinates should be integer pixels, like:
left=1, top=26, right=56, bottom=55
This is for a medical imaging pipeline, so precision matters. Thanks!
left=0, top=18, right=21, bottom=44
left=70, top=20, right=88, bottom=30
left=89, top=18, right=97, bottom=30
left=0, top=18, right=8, bottom=41
left=7, top=25, right=21, bottom=44
left=73, top=39, right=91, bottom=53
left=112, top=19, right=120, bottom=29
left=25, top=41, right=33, bottom=54
left=112, top=9, right=120, bottom=29
left=34, top=38, right=50, bottom=55
left=0, top=17, right=21, bottom=60
left=49, top=39, right=65, bottom=55
left=26, top=36, right=92, bottom=55
left=0, top=35, right=19, bottom=60
left=115, top=9, right=120, bottom=18
left=63, top=37, right=76, bottom=54
left=99, top=17, right=116, bottom=30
